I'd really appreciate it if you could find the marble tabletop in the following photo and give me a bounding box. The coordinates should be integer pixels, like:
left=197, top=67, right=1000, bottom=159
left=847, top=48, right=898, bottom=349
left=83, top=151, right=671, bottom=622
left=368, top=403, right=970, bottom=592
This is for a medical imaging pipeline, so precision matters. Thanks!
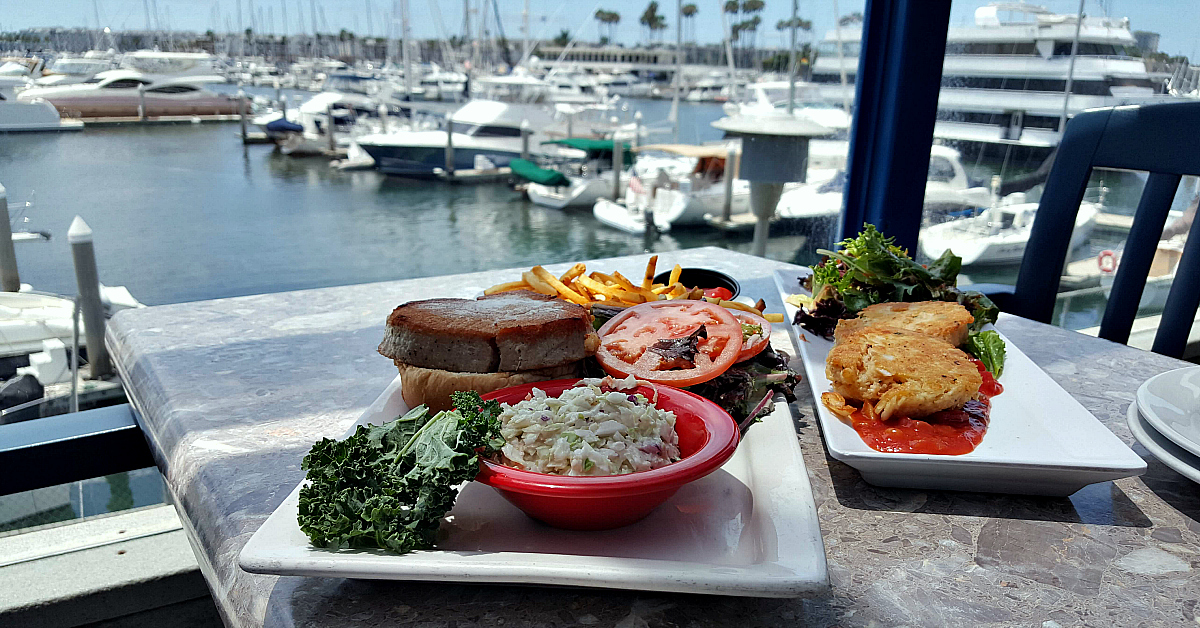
left=107, top=247, right=1200, bottom=628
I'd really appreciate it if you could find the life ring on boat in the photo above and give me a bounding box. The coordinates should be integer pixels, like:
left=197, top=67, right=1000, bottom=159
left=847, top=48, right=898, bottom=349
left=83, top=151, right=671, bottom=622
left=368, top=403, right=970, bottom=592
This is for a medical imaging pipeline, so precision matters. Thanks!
left=1098, top=249, right=1117, bottom=274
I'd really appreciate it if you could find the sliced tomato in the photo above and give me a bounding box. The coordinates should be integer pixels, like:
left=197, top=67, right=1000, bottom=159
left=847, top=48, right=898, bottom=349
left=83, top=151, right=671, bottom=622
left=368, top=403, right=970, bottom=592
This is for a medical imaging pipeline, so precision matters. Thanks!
left=596, top=300, right=742, bottom=386
left=732, top=310, right=771, bottom=362
left=702, top=287, right=734, bottom=300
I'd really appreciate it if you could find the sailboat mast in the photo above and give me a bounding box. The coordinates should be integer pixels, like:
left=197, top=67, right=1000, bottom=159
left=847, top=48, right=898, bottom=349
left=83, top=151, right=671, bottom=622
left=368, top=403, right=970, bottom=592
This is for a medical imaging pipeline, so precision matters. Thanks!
left=1058, top=0, right=1085, bottom=134
left=831, top=0, right=850, bottom=113
left=787, top=0, right=797, bottom=114
left=522, top=0, right=530, bottom=66
left=401, top=0, right=413, bottom=94
left=673, top=0, right=682, bottom=142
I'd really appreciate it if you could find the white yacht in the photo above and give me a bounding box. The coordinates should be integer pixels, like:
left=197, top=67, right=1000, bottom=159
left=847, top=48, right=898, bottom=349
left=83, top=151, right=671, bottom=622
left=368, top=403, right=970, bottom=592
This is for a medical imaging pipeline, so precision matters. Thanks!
left=16, top=69, right=238, bottom=118
left=355, top=99, right=582, bottom=176
left=919, top=198, right=1099, bottom=265
left=811, top=3, right=1186, bottom=149
left=725, top=81, right=853, bottom=133
left=0, top=95, right=83, bottom=132
left=31, top=55, right=116, bottom=88
left=595, top=72, right=654, bottom=98
left=0, top=58, right=44, bottom=98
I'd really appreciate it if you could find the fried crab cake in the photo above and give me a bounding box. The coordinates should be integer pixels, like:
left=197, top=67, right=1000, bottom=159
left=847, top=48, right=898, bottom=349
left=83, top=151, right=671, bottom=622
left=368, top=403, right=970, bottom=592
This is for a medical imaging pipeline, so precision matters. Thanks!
left=834, top=301, right=974, bottom=347
left=826, top=326, right=982, bottom=420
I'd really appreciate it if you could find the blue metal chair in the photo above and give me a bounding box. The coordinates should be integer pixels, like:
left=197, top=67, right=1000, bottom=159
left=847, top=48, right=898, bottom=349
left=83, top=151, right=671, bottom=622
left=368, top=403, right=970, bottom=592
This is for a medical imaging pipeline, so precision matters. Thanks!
left=1010, top=101, right=1200, bottom=357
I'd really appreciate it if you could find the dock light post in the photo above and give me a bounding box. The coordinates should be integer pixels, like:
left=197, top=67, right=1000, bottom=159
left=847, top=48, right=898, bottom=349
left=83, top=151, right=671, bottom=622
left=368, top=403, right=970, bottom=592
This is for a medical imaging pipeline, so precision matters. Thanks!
left=68, top=216, right=111, bottom=379
left=520, top=120, right=531, bottom=161
left=444, top=113, right=455, bottom=176
left=0, top=184, right=20, bottom=292
left=712, top=113, right=830, bottom=256
left=138, top=84, right=147, bottom=121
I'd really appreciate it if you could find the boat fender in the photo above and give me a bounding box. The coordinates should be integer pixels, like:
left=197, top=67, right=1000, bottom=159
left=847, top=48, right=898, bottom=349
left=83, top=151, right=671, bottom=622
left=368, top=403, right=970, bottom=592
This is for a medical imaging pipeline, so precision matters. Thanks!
left=1098, top=250, right=1117, bottom=274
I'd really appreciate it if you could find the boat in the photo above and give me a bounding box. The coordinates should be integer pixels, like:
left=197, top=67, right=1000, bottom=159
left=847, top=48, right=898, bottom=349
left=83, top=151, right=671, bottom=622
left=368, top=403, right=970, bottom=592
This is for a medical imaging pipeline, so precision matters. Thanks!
left=0, top=95, right=84, bottom=132
left=15, top=69, right=238, bottom=118
left=30, top=55, right=115, bottom=88
left=592, top=193, right=674, bottom=234
left=775, top=144, right=990, bottom=220
left=725, top=81, right=853, bottom=133
left=1096, top=235, right=1186, bottom=311
left=355, top=99, right=584, bottom=177
left=918, top=199, right=1100, bottom=266
left=618, top=144, right=751, bottom=227
left=0, top=58, right=44, bottom=98
left=810, top=3, right=1191, bottom=150
left=519, top=138, right=630, bottom=210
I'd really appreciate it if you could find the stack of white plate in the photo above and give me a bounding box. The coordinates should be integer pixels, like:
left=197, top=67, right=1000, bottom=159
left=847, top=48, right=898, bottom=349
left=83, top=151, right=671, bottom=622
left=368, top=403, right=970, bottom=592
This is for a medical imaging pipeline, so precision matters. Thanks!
left=1128, top=366, right=1200, bottom=484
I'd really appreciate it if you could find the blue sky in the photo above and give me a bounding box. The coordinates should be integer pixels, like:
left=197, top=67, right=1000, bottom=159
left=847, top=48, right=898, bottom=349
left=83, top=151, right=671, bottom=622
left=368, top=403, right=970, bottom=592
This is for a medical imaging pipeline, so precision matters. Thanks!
left=4, top=1, right=1198, bottom=58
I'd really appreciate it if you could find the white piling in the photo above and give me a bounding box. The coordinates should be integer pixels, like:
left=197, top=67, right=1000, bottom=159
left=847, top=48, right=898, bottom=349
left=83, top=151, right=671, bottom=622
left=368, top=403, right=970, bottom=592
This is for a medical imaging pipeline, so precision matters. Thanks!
left=274, top=78, right=283, bottom=110
left=238, top=89, right=248, bottom=142
left=612, top=128, right=622, bottom=202
left=520, top=120, right=531, bottom=161
left=444, top=113, right=455, bottom=176
left=138, top=84, right=147, bottom=121
left=633, top=111, right=643, bottom=150
left=326, top=103, right=336, bottom=152
left=68, top=217, right=111, bottom=379
left=0, top=184, right=20, bottom=291
left=722, top=148, right=735, bottom=221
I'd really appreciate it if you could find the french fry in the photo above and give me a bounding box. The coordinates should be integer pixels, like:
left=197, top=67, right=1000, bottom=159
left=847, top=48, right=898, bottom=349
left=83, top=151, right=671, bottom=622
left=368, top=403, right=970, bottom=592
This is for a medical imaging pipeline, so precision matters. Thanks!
left=668, top=264, right=682, bottom=287
left=612, top=289, right=646, bottom=304
left=559, top=262, right=587, bottom=283
left=688, top=287, right=705, bottom=299
left=531, top=266, right=589, bottom=306
left=577, top=275, right=625, bottom=300
left=610, top=271, right=638, bottom=292
left=651, top=285, right=673, bottom=295
left=522, top=270, right=557, bottom=296
left=755, top=298, right=766, bottom=312
left=667, top=283, right=689, bottom=299
left=763, top=313, right=785, bottom=323
left=719, top=299, right=760, bottom=314
left=642, top=255, right=658, bottom=289
left=590, top=271, right=618, bottom=286
left=483, top=280, right=529, bottom=295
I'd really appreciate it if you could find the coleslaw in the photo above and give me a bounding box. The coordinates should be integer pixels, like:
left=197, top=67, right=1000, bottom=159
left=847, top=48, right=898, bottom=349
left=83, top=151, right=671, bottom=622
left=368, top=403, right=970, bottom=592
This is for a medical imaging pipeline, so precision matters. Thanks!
left=497, top=377, right=681, bottom=476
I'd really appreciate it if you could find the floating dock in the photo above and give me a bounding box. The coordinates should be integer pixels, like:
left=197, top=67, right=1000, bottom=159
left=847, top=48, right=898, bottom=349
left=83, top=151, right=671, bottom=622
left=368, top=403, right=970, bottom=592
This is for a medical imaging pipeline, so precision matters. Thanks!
left=433, top=167, right=513, bottom=183
left=83, top=114, right=243, bottom=127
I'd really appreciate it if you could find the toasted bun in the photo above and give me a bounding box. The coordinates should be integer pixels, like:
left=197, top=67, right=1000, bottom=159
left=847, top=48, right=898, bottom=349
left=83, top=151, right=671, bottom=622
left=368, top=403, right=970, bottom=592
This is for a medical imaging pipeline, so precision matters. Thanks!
left=395, top=361, right=583, bottom=412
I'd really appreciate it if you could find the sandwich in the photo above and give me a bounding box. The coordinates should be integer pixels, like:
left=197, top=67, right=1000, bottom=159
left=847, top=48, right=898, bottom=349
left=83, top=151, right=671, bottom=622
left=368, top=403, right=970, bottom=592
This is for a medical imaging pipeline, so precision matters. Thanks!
left=378, top=290, right=600, bottom=411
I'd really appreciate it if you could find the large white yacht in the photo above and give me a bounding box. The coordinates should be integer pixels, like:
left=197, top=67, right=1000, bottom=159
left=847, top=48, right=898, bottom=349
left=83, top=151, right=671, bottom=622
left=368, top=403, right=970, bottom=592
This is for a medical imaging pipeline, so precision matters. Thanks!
left=31, top=55, right=116, bottom=87
left=355, top=99, right=581, bottom=176
left=16, top=69, right=238, bottom=118
left=811, top=3, right=1186, bottom=148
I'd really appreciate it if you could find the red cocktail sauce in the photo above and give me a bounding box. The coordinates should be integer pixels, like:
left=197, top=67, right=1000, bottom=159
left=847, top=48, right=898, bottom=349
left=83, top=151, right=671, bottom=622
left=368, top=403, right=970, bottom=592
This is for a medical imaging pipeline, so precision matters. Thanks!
left=848, top=359, right=1002, bottom=455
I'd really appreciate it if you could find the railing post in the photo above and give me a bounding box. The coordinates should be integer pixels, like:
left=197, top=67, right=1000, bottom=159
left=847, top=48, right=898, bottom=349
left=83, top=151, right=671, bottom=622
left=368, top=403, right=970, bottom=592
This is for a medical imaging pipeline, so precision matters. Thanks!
left=68, top=217, right=111, bottom=379
left=0, top=184, right=21, bottom=292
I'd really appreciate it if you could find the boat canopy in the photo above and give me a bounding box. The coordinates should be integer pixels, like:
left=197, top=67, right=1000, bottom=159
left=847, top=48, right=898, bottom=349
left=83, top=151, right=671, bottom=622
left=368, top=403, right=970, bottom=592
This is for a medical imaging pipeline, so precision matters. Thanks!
left=510, top=159, right=572, bottom=187
left=542, top=138, right=633, bottom=165
left=634, top=144, right=739, bottom=158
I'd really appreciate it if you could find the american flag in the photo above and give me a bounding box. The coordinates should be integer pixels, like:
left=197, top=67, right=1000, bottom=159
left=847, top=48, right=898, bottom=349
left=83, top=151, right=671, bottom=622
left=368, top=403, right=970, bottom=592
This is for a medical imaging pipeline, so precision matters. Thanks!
left=628, top=174, right=645, bottom=195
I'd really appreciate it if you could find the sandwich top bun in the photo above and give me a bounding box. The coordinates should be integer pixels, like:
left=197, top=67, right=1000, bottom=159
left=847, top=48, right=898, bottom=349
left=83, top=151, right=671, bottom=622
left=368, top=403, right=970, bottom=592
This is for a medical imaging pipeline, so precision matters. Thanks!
left=378, top=290, right=599, bottom=411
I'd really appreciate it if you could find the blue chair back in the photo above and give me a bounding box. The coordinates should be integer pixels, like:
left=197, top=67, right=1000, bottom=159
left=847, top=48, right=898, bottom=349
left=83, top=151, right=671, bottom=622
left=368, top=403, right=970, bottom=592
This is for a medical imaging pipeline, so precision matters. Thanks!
left=1011, top=102, right=1200, bottom=358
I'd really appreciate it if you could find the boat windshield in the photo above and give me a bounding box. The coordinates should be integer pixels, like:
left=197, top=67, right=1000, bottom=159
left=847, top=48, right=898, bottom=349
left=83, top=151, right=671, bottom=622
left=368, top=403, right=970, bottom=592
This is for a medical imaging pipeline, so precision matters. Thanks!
left=449, top=122, right=522, bottom=138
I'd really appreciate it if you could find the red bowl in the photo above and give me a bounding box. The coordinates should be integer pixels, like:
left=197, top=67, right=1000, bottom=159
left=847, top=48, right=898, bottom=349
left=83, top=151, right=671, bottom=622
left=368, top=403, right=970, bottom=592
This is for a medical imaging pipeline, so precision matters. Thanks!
left=476, top=379, right=739, bottom=530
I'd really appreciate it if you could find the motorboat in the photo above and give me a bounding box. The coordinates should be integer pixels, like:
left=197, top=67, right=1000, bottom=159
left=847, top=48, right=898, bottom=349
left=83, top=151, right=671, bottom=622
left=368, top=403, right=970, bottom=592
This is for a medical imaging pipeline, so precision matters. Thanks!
left=0, top=58, right=44, bottom=98
left=919, top=199, right=1100, bottom=266
left=620, top=144, right=752, bottom=227
left=1096, top=235, right=1186, bottom=311
left=725, top=81, right=853, bottom=133
left=15, top=69, right=238, bottom=118
left=775, top=144, right=990, bottom=220
left=356, top=99, right=583, bottom=177
left=519, top=138, right=630, bottom=210
left=594, top=72, right=654, bottom=98
left=257, top=74, right=401, bottom=153
left=416, top=64, right=469, bottom=101
left=592, top=191, right=675, bottom=234
left=30, top=55, right=115, bottom=88
left=0, top=285, right=143, bottom=359
left=0, top=95, right=84, bottom=132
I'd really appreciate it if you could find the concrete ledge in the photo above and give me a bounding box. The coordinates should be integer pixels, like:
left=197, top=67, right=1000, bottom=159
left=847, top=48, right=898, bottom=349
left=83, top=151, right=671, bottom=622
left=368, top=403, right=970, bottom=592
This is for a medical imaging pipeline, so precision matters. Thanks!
left=0, top=505, right=219, bottom=627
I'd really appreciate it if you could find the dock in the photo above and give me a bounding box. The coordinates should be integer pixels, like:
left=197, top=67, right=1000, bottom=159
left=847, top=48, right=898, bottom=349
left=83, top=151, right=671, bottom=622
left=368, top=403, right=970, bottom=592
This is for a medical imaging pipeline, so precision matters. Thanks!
left=240, top=131, right=274, bottom=144
left=83, top=114, right=244, bottom=127
left=433, top=167, right=513, bottom=183
left=1093, top=212, right=1135, bottom=233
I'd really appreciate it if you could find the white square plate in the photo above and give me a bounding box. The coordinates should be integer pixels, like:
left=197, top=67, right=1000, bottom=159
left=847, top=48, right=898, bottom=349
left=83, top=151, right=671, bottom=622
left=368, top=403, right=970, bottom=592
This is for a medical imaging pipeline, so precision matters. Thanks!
left=239, top=370, right=828, bottom=597
left=773, top=269, right=1146, bottom=496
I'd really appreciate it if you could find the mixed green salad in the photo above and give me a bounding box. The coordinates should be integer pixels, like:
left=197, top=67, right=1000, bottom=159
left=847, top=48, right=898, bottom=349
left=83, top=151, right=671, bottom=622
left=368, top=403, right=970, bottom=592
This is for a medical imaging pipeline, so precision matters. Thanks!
left=788, top=224, right=1005, bottom=376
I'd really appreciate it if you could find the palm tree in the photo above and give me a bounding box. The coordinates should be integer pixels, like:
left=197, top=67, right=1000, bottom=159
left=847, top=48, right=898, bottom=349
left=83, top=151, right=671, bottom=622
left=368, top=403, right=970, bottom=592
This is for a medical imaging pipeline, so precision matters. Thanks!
left=640, top=2, right=664, bottom=43
left=681, top=4, right=698, bottom=42
left=607, top=11, right=620, bottom=42
left=740, top=0, right=764, bottom=64
left=552, top=29, right=571, bottom=47
left=595, top=10, right=607, bottom=43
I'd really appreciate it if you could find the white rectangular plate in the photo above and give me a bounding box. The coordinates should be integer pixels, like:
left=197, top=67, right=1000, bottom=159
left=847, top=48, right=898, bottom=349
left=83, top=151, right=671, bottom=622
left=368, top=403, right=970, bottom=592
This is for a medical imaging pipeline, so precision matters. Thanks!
left=773, top=269, right=1146, bottom=496
left=239, top=369, right=828, bottom=597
